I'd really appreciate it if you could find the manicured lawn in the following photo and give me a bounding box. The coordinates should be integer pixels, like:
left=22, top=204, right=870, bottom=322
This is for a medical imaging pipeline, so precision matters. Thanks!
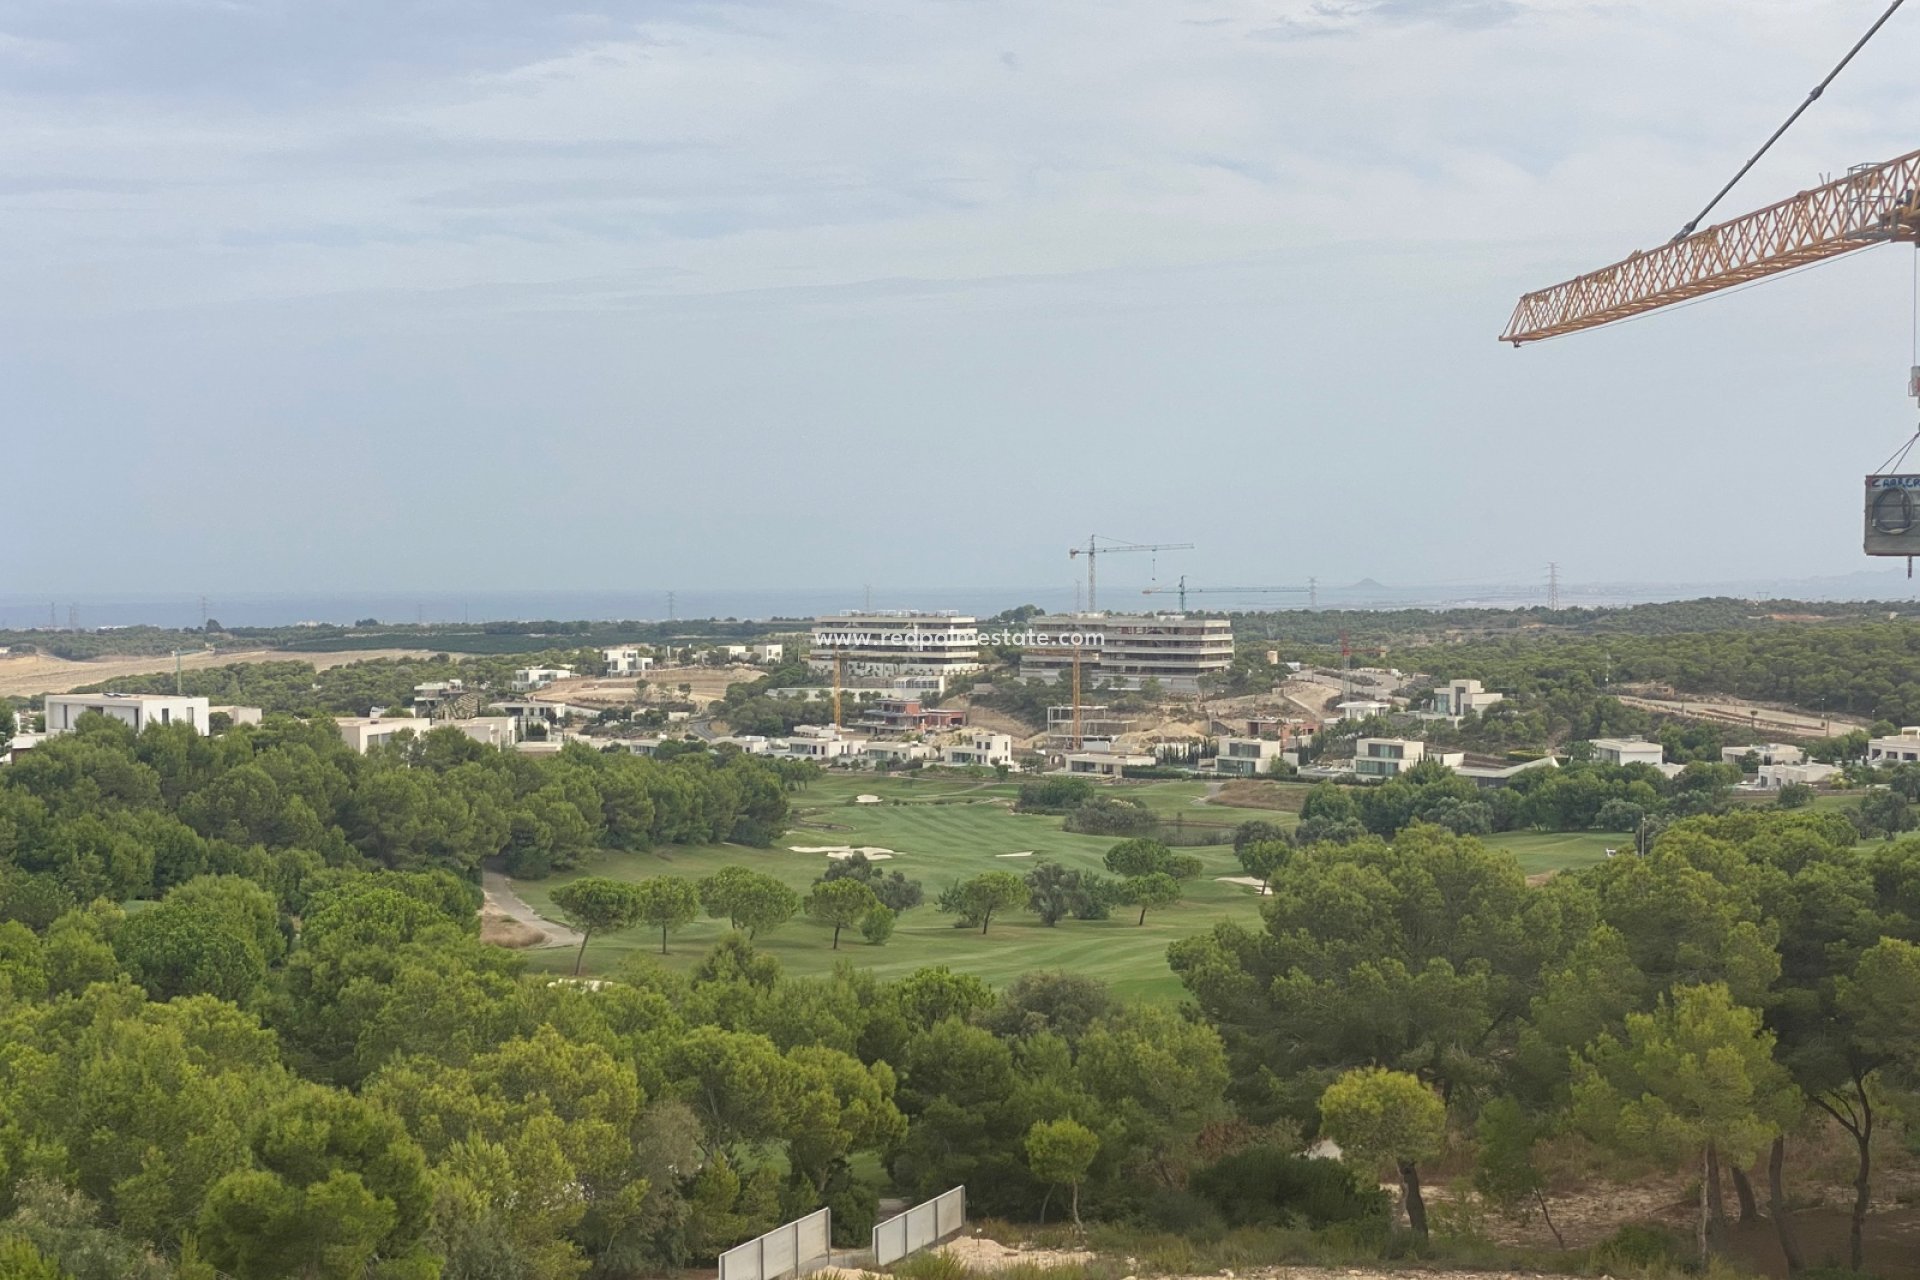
left=508, top=774, right=1626, bottom=997
left=1482, top=829, right=1624, bottom=875
left=512, top=774, right=1268, bottom=1000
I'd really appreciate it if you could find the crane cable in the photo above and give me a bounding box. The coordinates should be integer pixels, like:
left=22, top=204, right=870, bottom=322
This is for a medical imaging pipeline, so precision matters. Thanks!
left=1673, top=0, right=1908, bottom=242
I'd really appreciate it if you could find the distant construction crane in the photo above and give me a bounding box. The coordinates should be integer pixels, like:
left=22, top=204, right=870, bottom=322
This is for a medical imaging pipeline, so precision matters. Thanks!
left=1069, top=536, right=1194, bottom=613
left=1141, top=575, right=1311, bottom=611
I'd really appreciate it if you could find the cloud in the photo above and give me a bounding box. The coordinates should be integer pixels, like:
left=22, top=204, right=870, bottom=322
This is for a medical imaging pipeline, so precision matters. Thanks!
left=5, top=0, right=1920, bottom=593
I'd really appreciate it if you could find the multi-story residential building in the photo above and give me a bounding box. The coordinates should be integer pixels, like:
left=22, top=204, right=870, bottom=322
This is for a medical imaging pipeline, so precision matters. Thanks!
left=1868, top=727, right=1920, bottom=764
left=942, top=732, right=1015, bottom=769
left=44, top=692, right=210, bottom=736
left=859, top=698, right=966, bottom=734
left=336, top=715, right=434, bottom=754
left=1757, top=762, right=1841, bottom=788
left=1062, top=748, right=1156, bottom=778
left=863, top=741, right=933, bottom=766
left=1432, top=678, right=1504, bottom=719
left=1351, top=737, right=1464, bottom=779
left=1045, top=705, right=1135, bottom=751
left=1019, top=613, right=1232, bottom=694
left=1215, top=736, right=1287, bottom=777
left=773, top=725, right=861, bottom=761
left=809, top=613, right=983, bottom=681
left=1721, top=742, right=1807, bottom=768
left=511, top=666, right=574, bottom=691
left=751, top=643, right=785, bottom=664
left=1589, top=737, right=1667, bottom=768
left=602, top=648, right=653, bottom=676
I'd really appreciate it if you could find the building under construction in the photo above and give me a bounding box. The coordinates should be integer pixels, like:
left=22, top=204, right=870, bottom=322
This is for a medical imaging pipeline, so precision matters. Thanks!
left=1019, top=613, right=1232, bottom=695
left=1044, top=704, right=1136, bottom=752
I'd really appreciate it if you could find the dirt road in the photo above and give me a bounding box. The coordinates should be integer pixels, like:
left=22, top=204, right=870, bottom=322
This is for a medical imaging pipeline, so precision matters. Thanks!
left=0, top=648, right=422, bottom=699
left=480, top=870, right=582, bottom=951
left=1614, top=692, right=1867, bottom=739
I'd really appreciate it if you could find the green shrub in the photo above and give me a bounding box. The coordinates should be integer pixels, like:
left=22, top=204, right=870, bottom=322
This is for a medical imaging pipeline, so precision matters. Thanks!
left=1588, top=1223, right=1689, bottom=1270
left=1188, top=1148, right=1389, bottom=1229
left=861, top=906, right=897, bottom=945
left=890, top=1250, right=974, bottom=1280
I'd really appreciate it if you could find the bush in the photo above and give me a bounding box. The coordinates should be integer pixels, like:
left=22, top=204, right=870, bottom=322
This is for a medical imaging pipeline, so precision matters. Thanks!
left=890, top=1251, right=974, bottom=1280
left=1588, top=1223, right=1689, bottom=1270
left=861, top=906, right=896, bottom=945
left=1776, top=781, right=1816, bottom=809
left=1015, top=778, right=1093, bottom=814
left=1189, top=1147, right=1390, bottom=1229
left=825, top=1180, right=879, bottom=1245
left=1140, top=1189, right=1227, bottom=1237
left=1063, top=795, right=1158, bottom=837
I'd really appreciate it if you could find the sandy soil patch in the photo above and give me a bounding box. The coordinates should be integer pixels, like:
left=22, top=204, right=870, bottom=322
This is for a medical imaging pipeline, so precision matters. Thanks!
left=0, top=648, right=421, bottom=699
left=480, top=871, right=581, bottom=951
left=995, top=851, right=1035, bottom=858
left=479, top=905, right=545, bottom=948
left=936, top=1236, right=1095, bottom=1270
left=855, top=794, right=883, bottom=804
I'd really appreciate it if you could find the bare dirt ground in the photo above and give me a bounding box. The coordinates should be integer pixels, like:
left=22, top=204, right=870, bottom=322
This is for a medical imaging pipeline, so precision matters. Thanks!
left=554, top=664, right=760, bottom=709
left=955, top=702, right=1044, bottom=748
left=0, top=648, right=422, bottom=698
left=480, top=870, right=581, bottom=951
left=1613, top=689, right=1867, bottom=739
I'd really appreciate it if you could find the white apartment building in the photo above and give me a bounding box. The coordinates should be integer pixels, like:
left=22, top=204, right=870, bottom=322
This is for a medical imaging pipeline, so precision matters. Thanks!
left=1337, top=700, right=1393, bottom=722
left=1020, top=613, right=1232, bottom=694
left=752, top=643, right=786, bottom=664
left=1868, top=728, right=1920, bottom=765
left=449, top=716, right=518, bottom=750
left=1215, top=736, right=1287, bottom=777
left=512, top=666, right=575, bottom=691
left=809, top=613, right=983, bottom=680
left=336, top=715, right=433, bottom=754
left=1353, top=737, right=1432, bottom=779
left=602, top=648, right=653, bottom=676
left=1722, top=743, right=1807, bottom=768
left=45, top=693, right=210, bottom=737
left=1062, top=748, right=1156, bottom=778
left=864, top=740, right=932, bottom=766
left=942, top=732, right=1015, bottom=769
left=1757, top=761, right=1841, bottom=788
left=1433, top=679, right=1504, bottom=719
left=773, top=725, right=861, bottom=761
left=338, top=714, right=517, bottom=754
left=1589, top=737, right=1667, bottom=768
left=211, top=704, right=263, bottom=727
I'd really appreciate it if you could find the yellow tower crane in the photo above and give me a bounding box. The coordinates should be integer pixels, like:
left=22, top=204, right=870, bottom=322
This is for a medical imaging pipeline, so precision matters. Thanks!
left=1502, top=0, right=1920, bottom=562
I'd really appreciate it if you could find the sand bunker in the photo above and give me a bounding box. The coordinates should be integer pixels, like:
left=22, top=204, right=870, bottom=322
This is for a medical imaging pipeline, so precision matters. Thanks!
left=854, top=794, right=883, bottom=804
left=1216, top=875, right=1273, bottom=895
left=790, top=845, right=897, bottom=860
left=994, top=851, right=1035, bottom=858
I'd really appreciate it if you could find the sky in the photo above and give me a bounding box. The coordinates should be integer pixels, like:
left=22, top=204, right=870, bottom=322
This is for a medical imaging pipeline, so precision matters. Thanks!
left=5, top=0, right=1920, bottom=606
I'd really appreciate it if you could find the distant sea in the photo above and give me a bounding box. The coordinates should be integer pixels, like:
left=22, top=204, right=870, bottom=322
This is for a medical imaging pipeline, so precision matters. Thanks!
left=3, top=570, right=1917, bottom=631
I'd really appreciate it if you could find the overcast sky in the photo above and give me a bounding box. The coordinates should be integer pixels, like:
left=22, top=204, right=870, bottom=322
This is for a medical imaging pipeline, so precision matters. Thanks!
left=6, top=0, right=1920, bottom=602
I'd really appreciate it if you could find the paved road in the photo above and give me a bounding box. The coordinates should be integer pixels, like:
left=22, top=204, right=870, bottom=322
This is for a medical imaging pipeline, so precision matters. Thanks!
left=482, top=870, right=582, bottom=950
